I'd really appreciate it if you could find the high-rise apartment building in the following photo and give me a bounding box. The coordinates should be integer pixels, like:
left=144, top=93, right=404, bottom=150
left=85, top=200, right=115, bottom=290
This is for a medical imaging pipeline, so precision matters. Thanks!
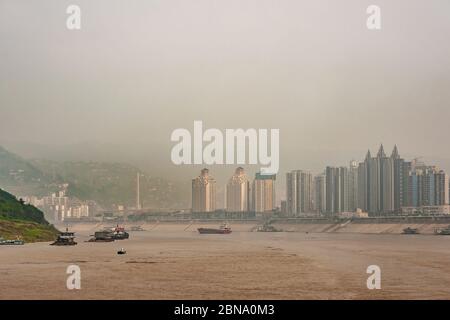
left=422, top=168, right=436, bottom=206
left=313, top=174, right=326, bottom=214
left=391, top=146, right=409, bottom=211
left=381, top=155, right=395, bottom=212
left=357, top=156, right=369, bottom=212
left=435, top=170, right=449, bottom=205
left=400, top=160, right=412, bottom=208
left=408, top=167, right=449, bottom=207
left=286, top=170, right=313, bottom=216
left=252, top=173, right=276, bottom=213
left=358, top=145, right=398, bottom=214
left=192, top=168, right=216, bottom=213
left=348, top=160, right=358, bottom=212
left=408, top=169, right=423, bottom=207
left=325, top=166, right=348, bottom=214
left=226, top=167, right=250, bottom=212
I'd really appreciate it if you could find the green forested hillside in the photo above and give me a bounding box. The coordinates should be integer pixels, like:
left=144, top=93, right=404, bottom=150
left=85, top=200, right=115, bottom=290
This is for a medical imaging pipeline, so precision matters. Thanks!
left=0, top=188, right=47, bottom=224
left=0, top=188, right=59, bottom=242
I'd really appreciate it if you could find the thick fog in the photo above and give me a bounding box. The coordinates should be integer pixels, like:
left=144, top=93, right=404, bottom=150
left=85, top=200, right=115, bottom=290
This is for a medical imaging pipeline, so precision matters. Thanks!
left=1, top=0, right=450, bottom=189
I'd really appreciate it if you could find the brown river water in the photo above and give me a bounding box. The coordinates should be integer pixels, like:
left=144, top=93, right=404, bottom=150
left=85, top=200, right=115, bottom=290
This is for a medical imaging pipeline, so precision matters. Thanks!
left=0, top=223, right=449, bottom=299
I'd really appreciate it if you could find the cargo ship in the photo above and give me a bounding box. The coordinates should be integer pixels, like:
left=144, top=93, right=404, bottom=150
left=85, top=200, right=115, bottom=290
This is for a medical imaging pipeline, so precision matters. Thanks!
left=87, top=230, right=115, bottom=242
left=111, top=225, right=129, bottom=240
left=50, top=228, right=77, bottom=246
left=198, top=223, right=232, bottom=234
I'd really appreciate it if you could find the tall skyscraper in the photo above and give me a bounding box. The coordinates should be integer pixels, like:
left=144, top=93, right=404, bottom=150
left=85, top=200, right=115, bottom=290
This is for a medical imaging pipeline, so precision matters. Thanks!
left=192, top=168, right=216, bottom=213
left=340, top=167, right=349, bottom=212
left=357, top=151, right=370, bottom=212
left=381, top=155, right=395, bottom=212
left=313, top=173, right=326, bottom=214
left=422, top=168, right=437, bottom=206
left=401, top=161, right=412, bottom=207
left=286, top=171, right=296, bottom=215
left=358, top=144, right=397, bottom=214
left=325, top=167, right=336, bottom=214
left=252, top=173, right=276, bottom=213
left=286, top=170, right=313, bottom=216
left=348, top=160, right=358, bottom=212
left=435, top=170, right=449, bottom=205
left=325, top=166, right=348, bottom=214
left=408, top=169, right=423, bottom=207
left=226, top=167, right=250, bottom=212
left=391, top=145, right=408, bottom=211
left=368, top=152, right=381, bottom=213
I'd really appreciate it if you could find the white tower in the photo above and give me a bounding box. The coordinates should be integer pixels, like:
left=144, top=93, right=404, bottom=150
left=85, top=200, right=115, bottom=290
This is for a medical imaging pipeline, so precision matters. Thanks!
left=136, top=172, right=141, bottom=210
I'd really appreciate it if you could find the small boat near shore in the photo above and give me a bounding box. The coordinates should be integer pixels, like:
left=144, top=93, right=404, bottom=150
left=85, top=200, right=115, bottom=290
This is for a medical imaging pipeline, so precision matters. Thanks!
left=0, top=236, right=25, bottom=245
left=198, top=223, right=232, bottom=234
left=434, top=225, right=450, bottom=235
left=256, top=222, right=283, bottom=232
left=402, top=227, right=419, bottom=235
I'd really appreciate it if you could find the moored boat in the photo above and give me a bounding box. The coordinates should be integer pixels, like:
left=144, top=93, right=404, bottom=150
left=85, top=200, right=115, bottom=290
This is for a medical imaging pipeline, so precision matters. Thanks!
left=87, top=230, right=115, bottom=242
left=198, top=223, right=232, bottom=234
left=0, top=236, right=25, bottom=245
left=111, top=225, right=129, bottom=240
left=435, top=225, right=450, bottom=235
left=50, top=228, right=77, bottom=246
left=256, top=222, right=282, bottom=232
left=402, top=227, right=419, bottom=235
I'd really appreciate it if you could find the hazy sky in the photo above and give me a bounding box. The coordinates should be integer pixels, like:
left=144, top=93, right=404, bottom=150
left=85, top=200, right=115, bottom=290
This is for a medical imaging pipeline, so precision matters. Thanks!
left=1, top=0, right=450, bottom=187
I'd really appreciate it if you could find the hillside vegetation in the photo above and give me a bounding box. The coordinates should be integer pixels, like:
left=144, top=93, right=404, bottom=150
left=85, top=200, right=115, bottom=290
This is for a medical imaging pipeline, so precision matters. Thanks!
left=31, top=159, right=185, bottom=208
left=0, top=219, right=58, bottom=242
left=0, top=188, right=59, bottom=242
left=0, top=188, right=48, bottom=224
left=0, top=146, right=186, bottom=209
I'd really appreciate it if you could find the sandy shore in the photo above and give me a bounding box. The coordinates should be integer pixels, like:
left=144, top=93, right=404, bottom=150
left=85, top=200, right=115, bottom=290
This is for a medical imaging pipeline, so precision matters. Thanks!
left=1, top=223, right=449, bottom=299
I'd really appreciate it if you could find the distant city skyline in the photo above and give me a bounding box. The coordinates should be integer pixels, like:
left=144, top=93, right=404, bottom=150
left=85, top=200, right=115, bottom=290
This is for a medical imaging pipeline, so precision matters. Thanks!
left=190, top=144, right=449, bottom=215
left=0, top=141, right=448, bottom=214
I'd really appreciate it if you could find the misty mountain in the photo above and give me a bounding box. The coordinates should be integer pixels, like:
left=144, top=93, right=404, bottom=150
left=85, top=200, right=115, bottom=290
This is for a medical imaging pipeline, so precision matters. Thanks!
left=0, top=146, right=189, bottom=209
left=0, top=146, right=48, bottom=183
left=0, top=146, right=60, bottom=196
left=31, top=159, right=188, bottom=209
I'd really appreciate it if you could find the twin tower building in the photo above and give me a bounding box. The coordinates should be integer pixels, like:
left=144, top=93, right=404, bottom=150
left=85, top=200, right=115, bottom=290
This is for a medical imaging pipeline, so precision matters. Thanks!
left=191, top=168, right=276, bottom=213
